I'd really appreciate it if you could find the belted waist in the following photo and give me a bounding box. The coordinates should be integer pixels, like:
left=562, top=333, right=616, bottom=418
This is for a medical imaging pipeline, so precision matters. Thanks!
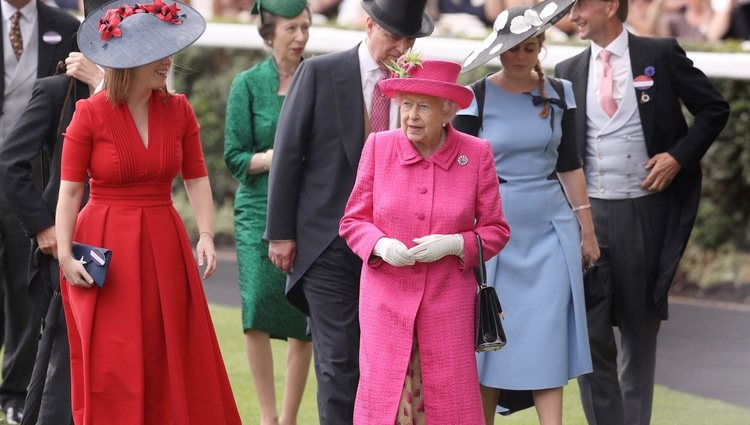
left=88, top=182, right=173, bottom=207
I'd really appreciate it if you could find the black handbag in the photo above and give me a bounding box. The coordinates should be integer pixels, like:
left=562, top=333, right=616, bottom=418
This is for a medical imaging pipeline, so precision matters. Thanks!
left=474, top=234, right=507, bottom=352
left=71, top=242, right=112, bottom=287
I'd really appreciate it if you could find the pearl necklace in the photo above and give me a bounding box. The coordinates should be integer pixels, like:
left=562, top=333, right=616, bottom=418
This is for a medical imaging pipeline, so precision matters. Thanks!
left=435, top=129, right=446, bottom=152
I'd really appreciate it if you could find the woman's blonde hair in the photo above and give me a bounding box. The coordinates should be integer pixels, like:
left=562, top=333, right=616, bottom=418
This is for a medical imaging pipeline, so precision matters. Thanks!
left=531, top=33, right=551, bottom=119
left=104, top=67, right=172, bottom=105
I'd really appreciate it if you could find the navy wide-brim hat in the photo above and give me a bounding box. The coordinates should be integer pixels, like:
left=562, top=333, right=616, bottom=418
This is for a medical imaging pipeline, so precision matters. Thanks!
left=78, top=0, right=206, bottom=69
left=361, top=0, right=434, bottom=38
left=461, top=0, right=574, bottom=72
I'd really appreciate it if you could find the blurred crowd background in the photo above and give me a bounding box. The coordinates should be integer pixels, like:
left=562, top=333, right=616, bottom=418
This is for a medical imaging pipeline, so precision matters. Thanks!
left=51, top=0, right=750, bottom=44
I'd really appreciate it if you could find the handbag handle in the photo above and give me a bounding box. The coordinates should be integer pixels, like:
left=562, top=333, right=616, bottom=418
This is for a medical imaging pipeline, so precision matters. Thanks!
left=474, top=233, right=487, bottom=288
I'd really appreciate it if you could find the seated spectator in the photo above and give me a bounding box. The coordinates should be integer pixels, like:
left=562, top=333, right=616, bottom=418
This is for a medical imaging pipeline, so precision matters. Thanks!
left=724, top=0, right=750, bottom=39
left=654, top=0, right=734, bottom=41
left=309, top=0, right=341, bottom=19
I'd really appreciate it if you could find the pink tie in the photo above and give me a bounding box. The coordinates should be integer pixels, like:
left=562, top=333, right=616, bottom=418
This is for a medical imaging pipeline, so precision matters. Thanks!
left=598, top=50, right=618, bottom=118
left=370, top=70, right=390, bottom=132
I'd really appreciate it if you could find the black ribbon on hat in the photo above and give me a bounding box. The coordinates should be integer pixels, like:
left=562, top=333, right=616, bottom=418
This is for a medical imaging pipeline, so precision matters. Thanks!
left=526, top=93, right=567, bottom=133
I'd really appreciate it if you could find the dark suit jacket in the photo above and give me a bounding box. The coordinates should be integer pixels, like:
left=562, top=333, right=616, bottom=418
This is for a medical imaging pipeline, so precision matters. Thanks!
left=555, top=33, right=730, bottom=319
left=266, top=45, right=366, bottom=314
left=0, top=74, right=89, bottom=314
left=0, top=2, right=79, bottom=115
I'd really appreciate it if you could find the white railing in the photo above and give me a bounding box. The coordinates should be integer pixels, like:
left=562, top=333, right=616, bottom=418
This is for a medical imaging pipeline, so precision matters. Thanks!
left=195, top=23, right=750, bottom=80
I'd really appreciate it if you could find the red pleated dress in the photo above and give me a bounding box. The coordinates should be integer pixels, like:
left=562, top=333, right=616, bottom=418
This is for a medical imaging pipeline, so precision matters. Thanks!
left=59, top=90, right=241, bottom=425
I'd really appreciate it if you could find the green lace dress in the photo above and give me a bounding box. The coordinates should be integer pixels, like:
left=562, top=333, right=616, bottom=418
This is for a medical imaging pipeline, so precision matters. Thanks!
left=224, top=56, right=309, bottom=340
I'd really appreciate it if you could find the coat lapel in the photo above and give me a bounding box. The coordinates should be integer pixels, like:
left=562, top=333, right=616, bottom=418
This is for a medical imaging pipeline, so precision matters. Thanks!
left=36, top=2, right=63, bottom=79
left=568, top=48, right=591, bottom=160
left=628, top=33, right=656, bottom=150
left=333, top=45, right=366, bottom=171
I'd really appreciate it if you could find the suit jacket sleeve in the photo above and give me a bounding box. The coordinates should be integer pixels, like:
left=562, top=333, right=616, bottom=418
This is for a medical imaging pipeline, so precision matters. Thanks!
left=0, top=78, right=61, bottom=236
left=663, top=39, right=729, bottom=170
left=265, top=59, right=316, bottom=241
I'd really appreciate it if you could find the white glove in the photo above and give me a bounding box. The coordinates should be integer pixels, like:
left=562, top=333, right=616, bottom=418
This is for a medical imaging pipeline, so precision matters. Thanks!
left=372, top=237, right=415, bottom=267
left=408, top=234, right=464, bottom=263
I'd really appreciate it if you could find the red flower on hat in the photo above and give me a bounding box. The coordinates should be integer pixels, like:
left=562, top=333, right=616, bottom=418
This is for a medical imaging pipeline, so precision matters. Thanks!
left=98, top=0, right=184, bottom=41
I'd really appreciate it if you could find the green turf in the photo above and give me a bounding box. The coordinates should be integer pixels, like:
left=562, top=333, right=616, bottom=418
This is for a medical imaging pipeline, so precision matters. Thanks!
left=209, top=304, right=750, bottom=425
left=4, top=304, right=747, bottom=424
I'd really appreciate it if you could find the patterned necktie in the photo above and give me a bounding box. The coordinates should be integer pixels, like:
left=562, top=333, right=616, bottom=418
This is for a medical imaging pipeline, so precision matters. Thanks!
left=598, top=49, right=617, bottom=118
left=370, top=70, right=390, bottom=132
left=9, top=11, right=23, bottom=61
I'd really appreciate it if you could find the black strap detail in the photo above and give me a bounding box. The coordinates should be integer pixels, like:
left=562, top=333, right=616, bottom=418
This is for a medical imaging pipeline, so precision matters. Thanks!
left=524, top=76, right=569, bottom=134
left=452, top=75, right=489, bottom=137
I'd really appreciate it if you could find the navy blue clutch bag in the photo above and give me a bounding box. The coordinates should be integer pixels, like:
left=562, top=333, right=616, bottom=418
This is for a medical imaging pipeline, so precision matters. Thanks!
left=71, top=242, right=112, bottom=287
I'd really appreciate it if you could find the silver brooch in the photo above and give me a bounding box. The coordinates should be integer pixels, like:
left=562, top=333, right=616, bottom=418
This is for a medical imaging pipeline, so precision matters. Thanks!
left=457, top=155, right=468, bottom=166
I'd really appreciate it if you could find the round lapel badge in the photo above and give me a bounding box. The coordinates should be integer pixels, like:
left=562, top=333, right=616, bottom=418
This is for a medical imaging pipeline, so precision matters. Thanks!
left=633, top=75, right=654, bottom=91
left=457, top=155, right=469, bottom=166
left=42, top=31, right=62, bottom=45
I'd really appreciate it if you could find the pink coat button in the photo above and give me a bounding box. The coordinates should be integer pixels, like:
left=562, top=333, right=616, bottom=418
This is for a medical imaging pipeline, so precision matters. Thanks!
left=417, top=212, right=425, bottom=220
left=419, top=187, right=427, bottom=194
left=421, top=162, right=429, bottom=169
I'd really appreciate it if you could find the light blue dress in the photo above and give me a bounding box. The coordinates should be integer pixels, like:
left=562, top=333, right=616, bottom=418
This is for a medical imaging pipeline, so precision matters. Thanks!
left=459, top=78, right=592, bottom=407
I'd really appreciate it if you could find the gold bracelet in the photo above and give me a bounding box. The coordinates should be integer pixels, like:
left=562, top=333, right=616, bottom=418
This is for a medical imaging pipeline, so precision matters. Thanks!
left=261, top=152, right=269, bottom=171
left=199, top=231, right=214, bottom=240
left=572, top=204, right=591, bottom=212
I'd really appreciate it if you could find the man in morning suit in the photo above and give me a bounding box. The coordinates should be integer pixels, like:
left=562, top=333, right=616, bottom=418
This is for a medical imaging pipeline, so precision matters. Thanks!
left=0, top=49, right=102, bottom=424
left=0, top=0, right=78, bottom=422
left=265, top=1, right=433, bottom=423
left=555, top=0, right=730, bottom=424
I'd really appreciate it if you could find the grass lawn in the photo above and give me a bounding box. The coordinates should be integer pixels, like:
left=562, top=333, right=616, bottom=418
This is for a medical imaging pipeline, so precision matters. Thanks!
left=210, top=304, right=750, bottom=425
left=4, top=304, right=746, bottom=424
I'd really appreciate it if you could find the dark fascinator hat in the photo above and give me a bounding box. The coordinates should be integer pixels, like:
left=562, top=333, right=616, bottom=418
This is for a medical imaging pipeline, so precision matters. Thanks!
left=77, top=0, right=206, bottom=69
left=461, top=0, right=574, bottom=72
left=361, top=0, right=434, bottom=38
left=251, top=0, right=307, bottom=19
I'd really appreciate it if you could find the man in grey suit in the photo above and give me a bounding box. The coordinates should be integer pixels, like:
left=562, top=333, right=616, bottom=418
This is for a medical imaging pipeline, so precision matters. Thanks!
left=266, top=1, right=433, bottom=423
left=0, top=0, right=78, bottom=422
left=555, top=0, right=729, bottom=424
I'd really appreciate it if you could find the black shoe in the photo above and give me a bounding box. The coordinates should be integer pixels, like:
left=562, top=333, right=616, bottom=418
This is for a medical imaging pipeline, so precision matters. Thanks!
left=3, top=405, right=23, bottom=424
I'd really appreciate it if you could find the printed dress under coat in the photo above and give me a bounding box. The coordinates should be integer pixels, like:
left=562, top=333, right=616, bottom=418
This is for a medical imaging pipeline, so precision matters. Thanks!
left=224, top=55, right=309, bottom=339
left=461, top=78, right=592, bottom=410
left=340, top=126, right=510, bottom=425
left=59, top=90, right=241, bottom=425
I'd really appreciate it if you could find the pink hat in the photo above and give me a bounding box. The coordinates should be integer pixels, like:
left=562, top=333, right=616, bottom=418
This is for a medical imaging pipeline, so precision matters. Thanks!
left=378, top=59, right=474, bottom=109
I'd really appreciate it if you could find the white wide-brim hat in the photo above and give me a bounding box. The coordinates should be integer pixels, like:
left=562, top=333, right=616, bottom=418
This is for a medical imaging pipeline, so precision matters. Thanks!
left=462, top=0, right=574, bottom=72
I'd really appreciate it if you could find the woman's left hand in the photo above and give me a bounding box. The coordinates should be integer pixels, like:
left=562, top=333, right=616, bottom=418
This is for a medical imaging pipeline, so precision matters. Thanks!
left=581, top=233, right=601, bottom=269
left=196, top=233, right=217, bottom=279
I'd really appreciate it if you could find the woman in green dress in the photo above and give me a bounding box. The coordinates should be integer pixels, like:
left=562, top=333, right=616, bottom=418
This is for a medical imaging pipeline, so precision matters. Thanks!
left=223, top=1, right=312, bottom=424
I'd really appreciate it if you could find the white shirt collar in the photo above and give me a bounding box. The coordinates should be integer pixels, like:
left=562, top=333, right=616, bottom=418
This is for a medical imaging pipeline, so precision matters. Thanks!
left=591, top=28, right=628, bottom=61
left=358, top=37, right=382, bottom=74
left=2, top=0, right=37, bottom=23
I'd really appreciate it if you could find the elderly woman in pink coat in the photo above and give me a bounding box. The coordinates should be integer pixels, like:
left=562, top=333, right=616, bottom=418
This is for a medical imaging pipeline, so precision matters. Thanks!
left=339, top=56, right=511, bottom=425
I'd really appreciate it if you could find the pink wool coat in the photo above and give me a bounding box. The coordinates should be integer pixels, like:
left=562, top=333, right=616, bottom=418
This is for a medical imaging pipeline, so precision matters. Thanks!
left=340, top=125, right=510, bottom=425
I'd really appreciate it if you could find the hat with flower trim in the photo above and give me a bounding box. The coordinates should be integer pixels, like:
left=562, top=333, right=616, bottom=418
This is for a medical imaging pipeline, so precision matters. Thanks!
left=251, top=0, right=307, bottom=19
left=77, top=0, right=206, bottom=69
left=379, top=52, right=473, bottom=109
left=461, top=0, right=574, bottom=72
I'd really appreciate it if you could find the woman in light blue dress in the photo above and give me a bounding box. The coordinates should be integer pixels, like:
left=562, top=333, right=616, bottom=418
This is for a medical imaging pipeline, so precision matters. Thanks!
left=455, top=6, right=600, bottom=424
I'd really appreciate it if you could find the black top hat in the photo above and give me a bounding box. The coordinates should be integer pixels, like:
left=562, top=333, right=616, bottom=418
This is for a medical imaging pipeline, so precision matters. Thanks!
left=461, top=0, right=574, bottom=72
left=84, top=0, right=112, bottom=16
left=77, top=0, right=206, bottom=69
left=361, top=0, right=434, bottom=38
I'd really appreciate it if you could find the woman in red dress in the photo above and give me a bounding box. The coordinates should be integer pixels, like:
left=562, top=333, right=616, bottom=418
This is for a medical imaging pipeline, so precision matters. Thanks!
left=54, top=1, right=241, bottom=424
